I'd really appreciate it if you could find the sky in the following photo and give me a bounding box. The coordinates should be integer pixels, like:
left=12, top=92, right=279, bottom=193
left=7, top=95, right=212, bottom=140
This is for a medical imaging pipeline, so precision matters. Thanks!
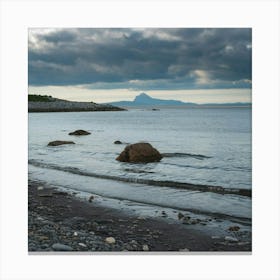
left=28, top=28, right=252, bottom=103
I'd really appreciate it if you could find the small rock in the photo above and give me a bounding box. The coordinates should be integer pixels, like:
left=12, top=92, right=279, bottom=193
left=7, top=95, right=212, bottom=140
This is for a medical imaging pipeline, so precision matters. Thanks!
left=142, top=244, right=149, bottom=251
left=38, top=236, right=49, bottom=241
left=78, top=243, right=87, bottom=248
left=228, top=226, right=240, bottom=231
left=225, top=236, right=238, bottom=242
left=52, top=191, right=67, bottom=195
left=105, top=237, right=116, bottom=244
left=114, top=140, right=122, bottom=144
left=73, top=232, right=78, bottom=236
left=52, top=243, right=73, bottom=251
left=178, top=212, right=184, bottom=220
left=237, top=241, right=250, bottom=246
left=88, top=195, right=94, bottom=202
left=37, top=186, right=44, bottom=191
left=69, top=129, right=91, bottom=136
left=211, top=236, right=220, bottom=239
left=38, top=193, right=53, bottom=197
left=47, top=140, right=75, bottom=146
left=161, top=211, right=167, bottom=217
left=137, top=216, right=146, bottom=220
left=179, top=248, right=190, bottom=252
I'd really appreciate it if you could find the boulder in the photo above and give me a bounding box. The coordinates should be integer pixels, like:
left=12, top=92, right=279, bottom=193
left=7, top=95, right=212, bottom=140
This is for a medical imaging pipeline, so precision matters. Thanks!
left=116, top=142, right=162, bottom=163
left=47, top=140, right=75, bottom=146
left=69, top=129, right=91, bottom=135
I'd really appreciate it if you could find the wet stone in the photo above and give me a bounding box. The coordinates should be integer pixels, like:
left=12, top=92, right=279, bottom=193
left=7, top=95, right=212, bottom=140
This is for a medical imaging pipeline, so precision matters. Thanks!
left=52, top=243, right=73, bottom=251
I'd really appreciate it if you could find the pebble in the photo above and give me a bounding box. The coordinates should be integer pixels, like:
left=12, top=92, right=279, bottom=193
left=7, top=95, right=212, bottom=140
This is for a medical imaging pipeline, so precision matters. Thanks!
left=225, top=236, right=238, bottom=242
left=105, top=237, right=116, bottom=244
left=73, top=231, right=78, bottom=236
left=142, top=244, right=149, bottom=251
left=178, top=212, right=184, bottom=220
left=37, top=186, right=44, bottom=191
left=228, top=226, right=240, bottom=232
left=179, top=248, right=190, bottom=252
left=237, top=241, right=250, bottom=246
left=38, top=236, right=49, bottom=241
left=78, top=242, right=87, bottom=248
left=52, top=243, right=73, bottom=251
left=211, top=236, right=220, bottom=239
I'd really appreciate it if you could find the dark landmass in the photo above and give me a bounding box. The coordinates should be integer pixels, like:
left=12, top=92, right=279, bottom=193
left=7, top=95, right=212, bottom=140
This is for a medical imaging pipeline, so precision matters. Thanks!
left=28, top=95, right=125, bottom=112
left=106, top=93, right=252, bottom=108
left=28, top=179, right=251, bottom=253
left=28, top=94, right=54, bottom=102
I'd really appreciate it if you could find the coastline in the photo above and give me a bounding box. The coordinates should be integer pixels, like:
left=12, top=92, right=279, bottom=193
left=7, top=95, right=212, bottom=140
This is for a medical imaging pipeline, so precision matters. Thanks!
left=28, top=100, right=125, bottom=112
left=28, top=179, right=251, bottom=253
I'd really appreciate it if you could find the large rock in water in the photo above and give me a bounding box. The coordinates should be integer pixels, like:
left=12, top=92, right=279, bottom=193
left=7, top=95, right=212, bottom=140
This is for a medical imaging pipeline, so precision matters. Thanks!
left=116, top=143, right=162, bottom=163
left=47, top=140, right=75, bottom=146
left=69, top=129, right=91, bottom=135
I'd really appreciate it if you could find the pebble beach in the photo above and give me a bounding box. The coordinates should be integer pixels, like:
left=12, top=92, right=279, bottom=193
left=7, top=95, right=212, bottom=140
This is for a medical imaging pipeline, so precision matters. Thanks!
left=28, top=179, right=251, bottom=253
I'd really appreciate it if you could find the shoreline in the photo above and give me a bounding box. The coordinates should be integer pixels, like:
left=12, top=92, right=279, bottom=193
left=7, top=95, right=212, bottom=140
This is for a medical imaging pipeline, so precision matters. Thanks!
left=28, top=179, right=251, bottom=253
left=28, top=100, right=125, bottom=112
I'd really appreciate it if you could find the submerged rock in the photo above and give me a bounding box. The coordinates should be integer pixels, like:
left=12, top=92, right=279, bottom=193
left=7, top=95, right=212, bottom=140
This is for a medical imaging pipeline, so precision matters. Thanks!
left=116, top=142, right=162, bottom=163
left=69, top=129, right=91, bottom=136
left=47, top=140, right=75, bottom=146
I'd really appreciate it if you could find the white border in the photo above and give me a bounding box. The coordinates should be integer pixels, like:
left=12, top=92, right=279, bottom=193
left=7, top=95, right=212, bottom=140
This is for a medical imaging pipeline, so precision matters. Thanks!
left=1, top=0, right=279, bottom=280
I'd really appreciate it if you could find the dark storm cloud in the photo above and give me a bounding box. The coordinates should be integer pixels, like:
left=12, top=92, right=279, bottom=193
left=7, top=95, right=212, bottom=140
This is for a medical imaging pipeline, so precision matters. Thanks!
left=28, top=28, right=252, bottom=89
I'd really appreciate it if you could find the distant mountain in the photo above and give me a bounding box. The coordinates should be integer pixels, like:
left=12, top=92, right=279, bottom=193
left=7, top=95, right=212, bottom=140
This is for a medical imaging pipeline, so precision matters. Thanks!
left=106, top=93, right=251, bottom=107
left=107, top=92, right=195, bottom=107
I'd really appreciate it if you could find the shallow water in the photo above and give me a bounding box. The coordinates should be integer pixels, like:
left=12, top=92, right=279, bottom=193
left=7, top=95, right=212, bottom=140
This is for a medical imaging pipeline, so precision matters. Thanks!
left=28, top=107, right=252, bottom=221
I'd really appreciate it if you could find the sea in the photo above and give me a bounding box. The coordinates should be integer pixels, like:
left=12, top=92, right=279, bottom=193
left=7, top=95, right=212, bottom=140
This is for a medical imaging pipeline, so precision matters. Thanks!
left=28, top=107, right=252, bottom=236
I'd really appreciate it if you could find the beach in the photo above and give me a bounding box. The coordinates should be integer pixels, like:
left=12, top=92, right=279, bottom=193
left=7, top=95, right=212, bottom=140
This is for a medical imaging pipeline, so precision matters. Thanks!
left=28, top=108, right=252, bottom=252
left=28, top=179, right=251, bottom=252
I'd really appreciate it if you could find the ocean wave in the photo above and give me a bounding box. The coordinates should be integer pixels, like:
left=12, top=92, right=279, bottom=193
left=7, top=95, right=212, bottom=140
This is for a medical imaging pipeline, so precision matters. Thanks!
left=161, top=152, right=211, bottom=160
left=28, top=159, right=251, bottom=197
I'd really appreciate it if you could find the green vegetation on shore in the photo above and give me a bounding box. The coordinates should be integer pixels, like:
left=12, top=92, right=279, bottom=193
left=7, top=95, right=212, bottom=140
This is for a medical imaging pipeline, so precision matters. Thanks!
left=28, top=94, right=54, bottom=102
left=28, top=94, right=125, bottom=112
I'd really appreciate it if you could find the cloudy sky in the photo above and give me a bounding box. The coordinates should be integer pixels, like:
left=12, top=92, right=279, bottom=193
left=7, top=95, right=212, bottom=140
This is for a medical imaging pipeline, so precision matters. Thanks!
left=28, top=28, right=252, bottom=103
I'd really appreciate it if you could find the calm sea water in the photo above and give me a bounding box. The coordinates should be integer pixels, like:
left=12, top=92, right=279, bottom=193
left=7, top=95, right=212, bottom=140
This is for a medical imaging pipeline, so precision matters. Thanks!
left=28, top=108, right=252, bottom=225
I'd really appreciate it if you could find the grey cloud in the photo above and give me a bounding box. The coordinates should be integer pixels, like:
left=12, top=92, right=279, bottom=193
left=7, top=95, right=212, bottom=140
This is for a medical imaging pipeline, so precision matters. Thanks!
left=28, top=28, right=252, bottom=89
